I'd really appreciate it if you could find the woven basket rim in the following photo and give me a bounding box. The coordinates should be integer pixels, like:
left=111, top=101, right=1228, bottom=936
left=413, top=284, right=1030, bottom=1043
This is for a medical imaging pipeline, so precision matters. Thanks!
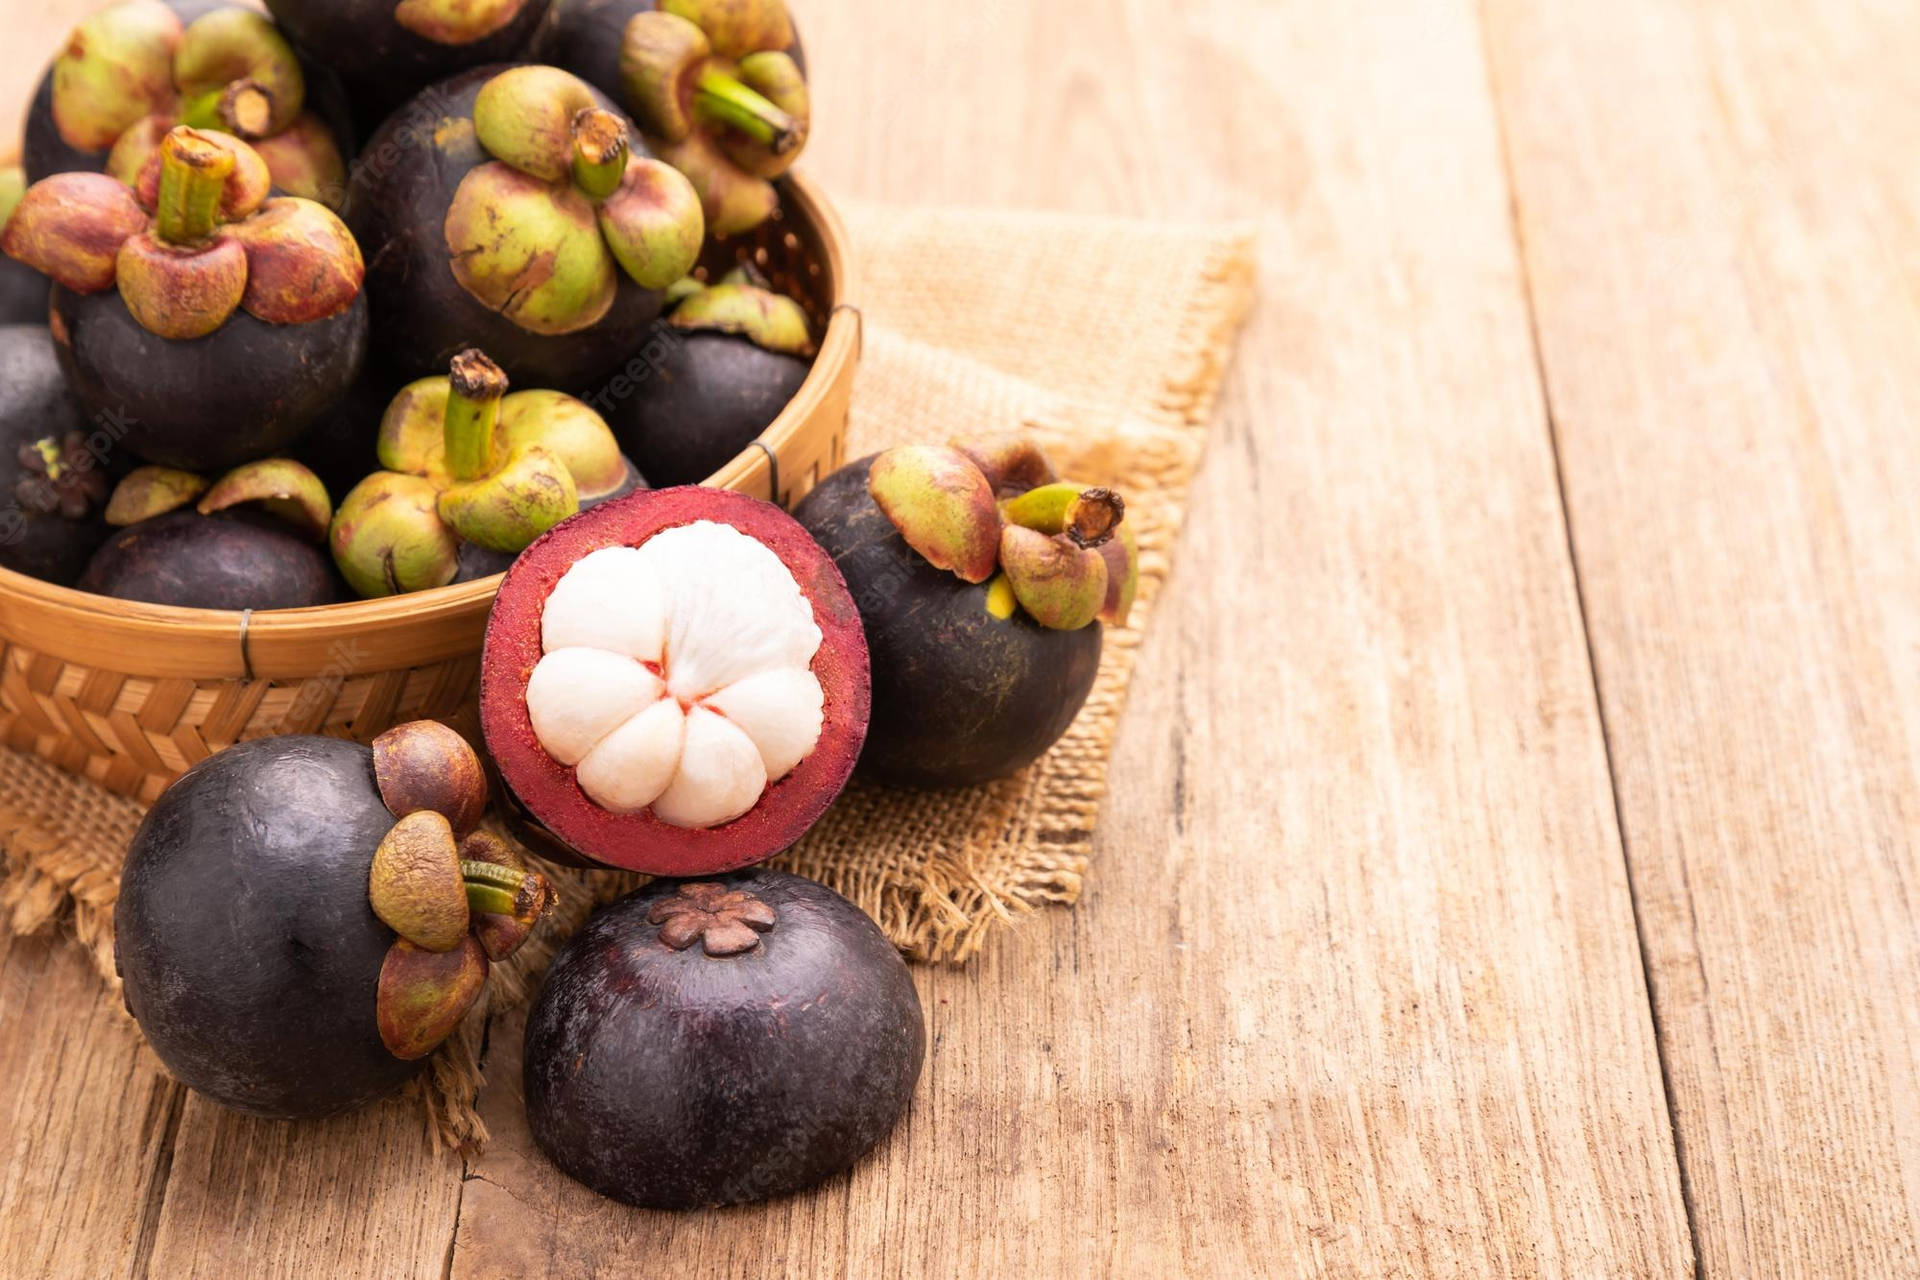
left=0, top=171, right=858, bottom=681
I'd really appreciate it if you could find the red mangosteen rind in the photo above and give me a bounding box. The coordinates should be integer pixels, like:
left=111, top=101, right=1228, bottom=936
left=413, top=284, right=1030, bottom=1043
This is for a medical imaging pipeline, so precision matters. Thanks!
left=480, top=485, right=870, bottom=877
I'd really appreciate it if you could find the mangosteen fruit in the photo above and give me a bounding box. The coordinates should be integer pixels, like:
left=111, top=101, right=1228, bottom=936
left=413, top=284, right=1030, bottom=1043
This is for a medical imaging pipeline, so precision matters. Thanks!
left=524, top=869, right=923, bottom=1208
left=3, top=127, right=369, bottom=470
left=331, top=349, right=646, bottom=597
left=793, top=440, right=1139, bottom=789
left=345, top=64, right=705, bottom=390
left=611, top=270, right=812, bottom=487
left=0, top=167, right=51, bottom=325
left=0, top=325, right=118, bottom=584
left=260, top=0, right=553, bottom=138
left=116, top=722, right=553, bottom=1119
left=23, top=0, right=350, bottom=207
left=532, top=0, right=808, bottom=239
left=79, top=457, right=340, bottom=609
left=480, top=485, right=869, bottom=875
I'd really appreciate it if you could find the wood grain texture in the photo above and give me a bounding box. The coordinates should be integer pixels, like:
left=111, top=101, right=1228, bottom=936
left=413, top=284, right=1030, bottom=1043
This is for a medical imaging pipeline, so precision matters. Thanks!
left=0, top=929, right=178, bottom=1280
left=1482, top=1, right=1920, bottom=1275
left=448, top=1, right=1691, bottom=1275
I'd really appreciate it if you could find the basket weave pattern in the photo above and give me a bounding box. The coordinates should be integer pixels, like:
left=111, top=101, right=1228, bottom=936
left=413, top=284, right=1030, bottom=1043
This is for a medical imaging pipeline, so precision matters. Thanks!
left=0, top=177, right=856, bottom=804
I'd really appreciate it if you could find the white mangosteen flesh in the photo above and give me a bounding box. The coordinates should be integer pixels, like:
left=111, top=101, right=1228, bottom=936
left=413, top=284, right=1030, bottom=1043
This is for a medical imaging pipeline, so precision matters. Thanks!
left=527, top=521, right=827, bottom=828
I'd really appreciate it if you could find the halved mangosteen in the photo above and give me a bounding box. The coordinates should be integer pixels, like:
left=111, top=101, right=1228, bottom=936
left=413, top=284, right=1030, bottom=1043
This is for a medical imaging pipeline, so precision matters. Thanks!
left=3, top=127, right=369, bottom=471
left=116, top=722, right=552, bottom=1119
left=78, top=457, right=339, bottom=608
left=344, top=64, right=704, bottom=390
left=610, top=268, right=813, bottom=487
left=0, top=325, right=118, bottom=585
left=793, top=440, right=1139, bottom=789
left=480, top=485, right=869, bottom=875
left=24, top=0, right=351, bottom=207
left=524, top=868, right=923, bottom=1209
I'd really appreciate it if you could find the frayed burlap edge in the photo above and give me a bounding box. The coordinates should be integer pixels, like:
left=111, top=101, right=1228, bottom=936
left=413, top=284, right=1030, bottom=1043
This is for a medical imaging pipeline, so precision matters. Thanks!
left=0, top=221, right=1256, bottom=1153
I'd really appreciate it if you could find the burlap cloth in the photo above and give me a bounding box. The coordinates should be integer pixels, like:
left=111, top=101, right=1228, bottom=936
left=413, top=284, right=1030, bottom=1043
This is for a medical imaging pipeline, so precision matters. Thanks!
left=0, top=203, right=1256, bottom=1149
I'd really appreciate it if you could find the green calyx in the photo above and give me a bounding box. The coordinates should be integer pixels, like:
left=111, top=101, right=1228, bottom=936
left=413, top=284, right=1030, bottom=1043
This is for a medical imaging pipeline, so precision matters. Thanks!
left=364, top=718, right=552, bottom=1062
left=668, top=279, right=815, bottom=355
left=334, top=351, right=613, bottom=597
left=453, top=68, right=706, bottom=330
left=104, top=458, right=331, bottom=538
left=51, top=2, right=307, bottom=157
left=868, top=439, right=1141, bottom=631
left=618, top=2, right=807, bottom=238
left=3, top=126, right=359, bottom=340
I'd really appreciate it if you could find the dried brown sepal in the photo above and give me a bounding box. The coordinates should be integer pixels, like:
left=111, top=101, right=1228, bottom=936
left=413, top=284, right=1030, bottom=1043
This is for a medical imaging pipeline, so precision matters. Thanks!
left=373, top=720, right=490, bottom=836
left=226, top=197, right=364, bottom=325
left=369, top=810, right=469, bottom=952
left=1000, top=525, right=1108, bottom=631
left=647, top=881, right=779, bottom=956
left=1, top=173, right=150, bottom=294
left=867, top=444, right=1002, bottom=584
left=196, top=457, right=332, bottom=540
left=115, top=230, right=247, bottom=340
left=104, top=466, right=209, bottom=526
left=376, top=935, right=487, bottom=1060
left=953, top=437, right=1058, bottom=498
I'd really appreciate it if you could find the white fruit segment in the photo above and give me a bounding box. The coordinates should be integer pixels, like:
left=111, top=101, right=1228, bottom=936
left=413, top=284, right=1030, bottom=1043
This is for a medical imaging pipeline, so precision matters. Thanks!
left=527, top=522, right=825, bottom=828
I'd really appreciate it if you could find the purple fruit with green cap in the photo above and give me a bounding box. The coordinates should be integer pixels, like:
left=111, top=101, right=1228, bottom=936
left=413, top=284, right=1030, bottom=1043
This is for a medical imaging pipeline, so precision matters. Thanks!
left=115, top=722, right=553, bottom=1119
left=793, top=439, right=1139, bottom=788
left=345, top=64, right=705, bottom=391
left=612, top=267, right=812, bottom=486
left=3, top=126, right=369, bottom=472
left=260, top=0, right=553, bottom=136
left=78, top=457, right=339, bottom=608
left=532, top=0, right=808, bottom=239
left=330, top=348, right=646, bottom=597
left=524, top=868, right=922, bottom=1208
left=24, top=0, right=350, bottom=209
left=0, top=325, right=120, bottom=584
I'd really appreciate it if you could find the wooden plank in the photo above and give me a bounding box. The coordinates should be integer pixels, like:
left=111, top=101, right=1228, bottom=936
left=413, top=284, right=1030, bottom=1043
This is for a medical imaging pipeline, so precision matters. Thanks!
left=0, top=928, right=179, bottom=1280
left=451, top=1, right=1691, bottom=1275
left=1483, top=0, right=1920, bottom=1273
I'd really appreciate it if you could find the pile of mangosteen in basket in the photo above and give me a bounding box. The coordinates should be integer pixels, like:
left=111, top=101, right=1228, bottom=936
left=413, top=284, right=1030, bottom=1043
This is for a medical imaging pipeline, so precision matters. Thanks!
left=0, top=0, right=1140, bottom=1210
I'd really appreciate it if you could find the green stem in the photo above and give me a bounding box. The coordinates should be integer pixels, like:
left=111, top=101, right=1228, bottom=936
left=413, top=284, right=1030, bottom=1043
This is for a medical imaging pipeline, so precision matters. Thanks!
left=693, top=65, right=800, bottom=154
left=443, top=350, right=509, bottom=482
left=570, top=108, right=630, bottom=201
left=154, top=129, right=233, bottom=246
left=461, top=859, right=537, bottom=918
left=1002, top=484, right=1126, bottom=549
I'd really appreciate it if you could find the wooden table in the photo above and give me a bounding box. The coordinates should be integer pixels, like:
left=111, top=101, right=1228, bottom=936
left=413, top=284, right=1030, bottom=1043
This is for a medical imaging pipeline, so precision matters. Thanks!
left=6, top=0, right=1919, bottom=1275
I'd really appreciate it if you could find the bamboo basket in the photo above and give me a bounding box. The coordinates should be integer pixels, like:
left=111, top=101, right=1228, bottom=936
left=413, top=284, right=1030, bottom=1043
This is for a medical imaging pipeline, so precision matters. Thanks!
left=0, top=174, right=859, bottom=804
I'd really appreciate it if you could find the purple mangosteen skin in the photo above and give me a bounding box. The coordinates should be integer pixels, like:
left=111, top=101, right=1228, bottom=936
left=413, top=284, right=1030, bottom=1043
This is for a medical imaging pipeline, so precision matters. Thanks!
left=615, top=330, right=810, bottom=488
left=794, top=457, right=1104, bottom=789
left=0, top=260, right=49, bottom=327
left=78, top=508, right=341, bottom=610
left=262, top=0, right=552, bottom=139
left=52, top=285, right=370, bottom=473
left=115, top=736, right=421, bottom=1119
left=0, top=325, right=117, bottom=585
left=344, top=66, right=666, bottom=392
left=524, top=869, right=925, bottom=1209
